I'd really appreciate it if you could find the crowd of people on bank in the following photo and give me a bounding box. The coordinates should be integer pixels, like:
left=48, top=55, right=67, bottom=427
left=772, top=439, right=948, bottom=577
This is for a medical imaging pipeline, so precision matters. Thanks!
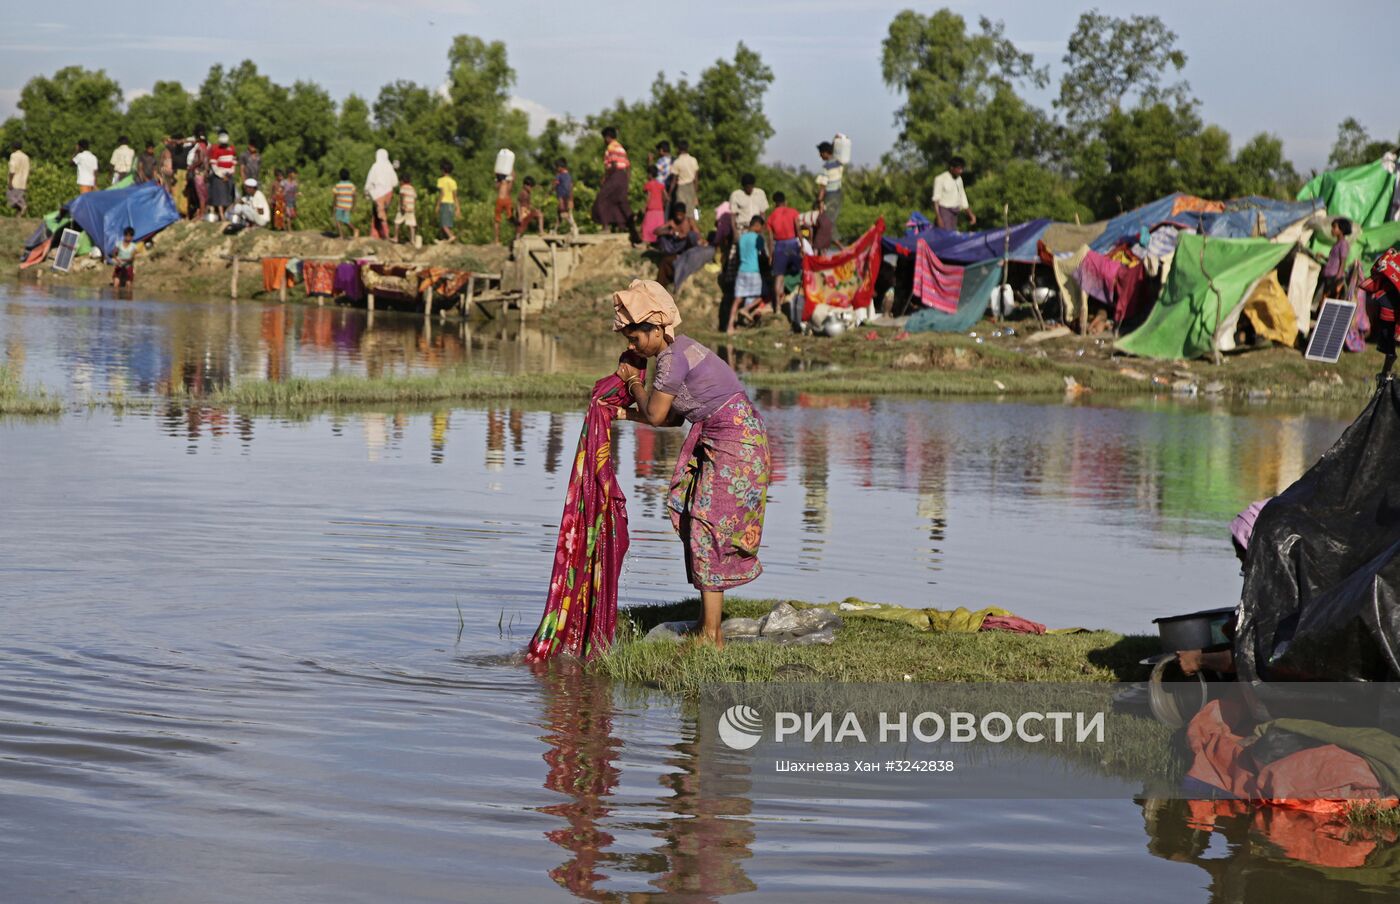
left=6, top=124, right=982, bottom=325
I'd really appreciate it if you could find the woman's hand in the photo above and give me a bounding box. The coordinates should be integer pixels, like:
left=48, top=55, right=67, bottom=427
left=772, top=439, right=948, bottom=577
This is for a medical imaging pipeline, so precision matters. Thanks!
left=616, top=362, right=640, bottom=382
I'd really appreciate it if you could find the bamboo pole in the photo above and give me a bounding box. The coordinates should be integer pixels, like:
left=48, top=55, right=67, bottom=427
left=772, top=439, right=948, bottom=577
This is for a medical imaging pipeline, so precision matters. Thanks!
left=230, top=257, right=239, bottom=299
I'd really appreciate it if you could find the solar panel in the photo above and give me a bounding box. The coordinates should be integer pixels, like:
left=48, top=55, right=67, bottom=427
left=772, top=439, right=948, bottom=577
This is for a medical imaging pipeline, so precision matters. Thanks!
left=1305, top=299, right=1356, bottom=363
left=52, top=229, right=81, bottom=273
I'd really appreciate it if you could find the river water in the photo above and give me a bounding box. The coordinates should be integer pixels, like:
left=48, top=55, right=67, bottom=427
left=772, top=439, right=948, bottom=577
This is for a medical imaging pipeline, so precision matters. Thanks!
left=2, top=283, right=1392, bottom=902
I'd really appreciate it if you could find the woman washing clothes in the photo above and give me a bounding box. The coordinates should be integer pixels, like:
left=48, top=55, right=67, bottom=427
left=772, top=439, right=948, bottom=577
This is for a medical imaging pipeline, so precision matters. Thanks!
left=611, top=280, right=771, bottom=647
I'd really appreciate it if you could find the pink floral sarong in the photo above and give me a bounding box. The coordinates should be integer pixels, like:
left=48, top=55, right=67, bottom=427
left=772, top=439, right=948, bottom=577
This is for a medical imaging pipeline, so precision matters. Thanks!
left=667, top=394, right=771, bottom=591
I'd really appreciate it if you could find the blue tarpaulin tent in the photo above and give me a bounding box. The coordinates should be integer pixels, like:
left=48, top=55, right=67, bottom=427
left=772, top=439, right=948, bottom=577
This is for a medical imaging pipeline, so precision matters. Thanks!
left=1201, top=197, right=1321, bottom=240
left=883, top=218, right=1051, bottom=264
left=67, top=183, right=179, bottom=255
left=1091, top=194, right=1320, bottom=252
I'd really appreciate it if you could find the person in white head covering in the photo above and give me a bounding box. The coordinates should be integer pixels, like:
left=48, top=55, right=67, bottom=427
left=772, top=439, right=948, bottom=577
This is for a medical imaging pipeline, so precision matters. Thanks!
left=364, top=149, right=398, bottom=240
left=229, top=178, right=270, bottom=227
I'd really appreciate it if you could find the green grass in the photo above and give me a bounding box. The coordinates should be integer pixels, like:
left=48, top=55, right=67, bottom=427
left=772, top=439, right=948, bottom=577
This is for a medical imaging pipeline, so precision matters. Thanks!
left=193, top=370, right=597, bottom=407
left=1348, top=800, right=1400, bottom=830
left=594, top=598, right=1160, bottom=694
left=594, top=597, right=1181, bottom=783
left=0, top=365, right=62, bottom=415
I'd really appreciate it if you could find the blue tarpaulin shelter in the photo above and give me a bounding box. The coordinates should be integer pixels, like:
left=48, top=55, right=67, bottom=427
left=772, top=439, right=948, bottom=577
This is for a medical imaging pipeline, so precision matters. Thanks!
left=1091, top=193, right=1320, bottom=252
left=1201, top=197, right=1321, bottom=240
left=67, top=183, right=179, bottom=255
left=883, top=218, right=1051, bottom=264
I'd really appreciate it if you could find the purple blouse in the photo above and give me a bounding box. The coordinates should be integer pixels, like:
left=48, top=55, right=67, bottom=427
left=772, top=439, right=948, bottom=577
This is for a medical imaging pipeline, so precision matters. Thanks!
left=653, top=336, right=745, bottom=422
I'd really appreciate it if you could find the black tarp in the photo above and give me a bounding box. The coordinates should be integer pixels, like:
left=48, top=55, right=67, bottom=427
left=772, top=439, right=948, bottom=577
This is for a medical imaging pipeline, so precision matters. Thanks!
left=1237, top=381, right=1400, bottom=681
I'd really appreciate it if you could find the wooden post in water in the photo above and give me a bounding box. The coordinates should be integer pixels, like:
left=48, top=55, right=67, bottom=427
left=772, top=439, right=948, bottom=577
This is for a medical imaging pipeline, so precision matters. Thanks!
left=464, top=277, right=475, bottom=317
left=549, top=242, right=559, bottom=307
left=424, top=284, right=435, bottom=320
left=230, top=257, right=239, bottom=299
left=367, top=290, right=376, bottom=312
left=278, top=274, right=287, bottom=304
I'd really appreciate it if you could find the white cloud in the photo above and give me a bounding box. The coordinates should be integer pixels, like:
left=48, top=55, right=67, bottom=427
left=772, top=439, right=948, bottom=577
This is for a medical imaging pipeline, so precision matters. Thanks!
left=509, top=95, right=562, bottom=134
left=124, top=87, right=151, bottom=106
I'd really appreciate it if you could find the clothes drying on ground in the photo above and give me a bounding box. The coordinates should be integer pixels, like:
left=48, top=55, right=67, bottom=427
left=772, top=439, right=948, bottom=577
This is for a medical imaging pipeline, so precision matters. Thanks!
left=792, top=600, right=1084, bottom=635
left=525, top=375, right=630, bottom=662
left=911, top=239, right=963, bottom=313
left=303, top=260, right=336, bottom=296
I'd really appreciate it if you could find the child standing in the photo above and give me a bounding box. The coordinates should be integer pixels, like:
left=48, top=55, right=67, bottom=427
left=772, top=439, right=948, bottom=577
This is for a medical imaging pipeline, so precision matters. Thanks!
left=641, top=165, right=666, bottom=245
left=436, top=162, right=458, bottom=243
left=493, top=169, right=514, bottom=244
left=332, top=168, right=358, bottom=238
left=394, top=175, right=418, bottom=245
left=516, top=176, right=544, bottom=237
left=282, top=169, right=299, bottom=230
left=729, top=215, right=766, bottom=333
left=112, top=227, right=138, bottom=289
left=271, top=169, right=286, bottom=230
left=552, top=158, right=576, bottom=236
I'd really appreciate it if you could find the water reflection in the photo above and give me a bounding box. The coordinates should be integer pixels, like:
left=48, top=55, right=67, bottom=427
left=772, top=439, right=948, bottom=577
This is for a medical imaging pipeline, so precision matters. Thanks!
left=534, top=663, right=754, bottom=901
left=1140, top=797, right=1400, bottom=901
left=0, top=282, right=619, bottom=399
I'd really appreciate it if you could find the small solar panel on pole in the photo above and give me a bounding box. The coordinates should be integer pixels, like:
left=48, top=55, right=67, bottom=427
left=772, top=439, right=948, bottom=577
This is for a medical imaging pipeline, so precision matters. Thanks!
left=1305, top=299, right=1357, bottom=363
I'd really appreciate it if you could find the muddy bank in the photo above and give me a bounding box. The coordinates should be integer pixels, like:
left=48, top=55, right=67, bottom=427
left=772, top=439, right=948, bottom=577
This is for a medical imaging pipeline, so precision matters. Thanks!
left=4, top=216, right=1384, bottom=402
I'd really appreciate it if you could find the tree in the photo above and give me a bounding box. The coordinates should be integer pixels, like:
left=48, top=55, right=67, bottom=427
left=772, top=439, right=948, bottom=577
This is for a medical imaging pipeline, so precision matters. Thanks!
left=881, top=9, right=1051, bottom=177
left=124, top=81, right=195, bottom=146
left=1232, top=133, right=1300, bottom=197
left=11, top=66, right=124, bottom=163
left=339, top=94, right=374, bottom=143
left=1327, top=117, right=1390, bottom=169
left=373, top=80, right=454, bottom=183
left=1057, top=10, right=1188, bottom=128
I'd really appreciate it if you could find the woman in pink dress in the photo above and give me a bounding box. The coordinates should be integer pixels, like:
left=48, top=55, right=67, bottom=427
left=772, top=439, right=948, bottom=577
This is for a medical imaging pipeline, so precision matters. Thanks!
left=641, top=166, right=666, bottom=245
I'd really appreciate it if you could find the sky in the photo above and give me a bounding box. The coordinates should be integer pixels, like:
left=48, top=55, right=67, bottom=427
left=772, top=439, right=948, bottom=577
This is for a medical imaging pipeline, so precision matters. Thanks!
left=2, top=0, right=1397, bottom=174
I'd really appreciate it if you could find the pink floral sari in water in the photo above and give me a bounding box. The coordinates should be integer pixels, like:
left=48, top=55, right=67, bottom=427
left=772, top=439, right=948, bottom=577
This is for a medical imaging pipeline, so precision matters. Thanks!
left=525, top=376, right=630, bottom=662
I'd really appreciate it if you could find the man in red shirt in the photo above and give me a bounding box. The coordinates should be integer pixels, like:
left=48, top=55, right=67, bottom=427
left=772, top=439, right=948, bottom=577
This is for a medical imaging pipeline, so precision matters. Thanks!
left=766, top=191, right=801, bottom=322
left=207, top=132, right=238, bottom=220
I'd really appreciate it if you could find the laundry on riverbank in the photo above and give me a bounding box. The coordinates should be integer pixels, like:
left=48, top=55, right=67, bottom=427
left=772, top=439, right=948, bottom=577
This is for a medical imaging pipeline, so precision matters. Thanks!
left=790, top=599, right=1085, bottom=635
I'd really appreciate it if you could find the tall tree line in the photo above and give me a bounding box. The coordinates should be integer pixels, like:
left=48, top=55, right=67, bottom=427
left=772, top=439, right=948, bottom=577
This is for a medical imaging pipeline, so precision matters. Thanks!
left=3, top=8, right=1396, bottom=235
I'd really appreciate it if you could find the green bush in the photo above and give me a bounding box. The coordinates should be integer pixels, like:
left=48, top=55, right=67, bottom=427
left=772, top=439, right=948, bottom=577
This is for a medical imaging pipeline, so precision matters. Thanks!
left=1, top=159, right=88, bottom=216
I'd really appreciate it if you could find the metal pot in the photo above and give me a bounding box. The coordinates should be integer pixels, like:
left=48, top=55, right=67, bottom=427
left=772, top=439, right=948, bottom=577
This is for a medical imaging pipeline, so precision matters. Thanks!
left=1152, top=607, right=1235, bottom=653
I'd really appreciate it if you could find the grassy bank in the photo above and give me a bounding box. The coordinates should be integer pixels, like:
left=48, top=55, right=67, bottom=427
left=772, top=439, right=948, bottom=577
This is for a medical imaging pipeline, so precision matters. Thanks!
left=596, top=598, right=1181, bottom=782
left=193, top=371, right=598, bottom=407
left=594, top=598, right=1159, bottom=694
left=0, top=365, right=62, bottom=415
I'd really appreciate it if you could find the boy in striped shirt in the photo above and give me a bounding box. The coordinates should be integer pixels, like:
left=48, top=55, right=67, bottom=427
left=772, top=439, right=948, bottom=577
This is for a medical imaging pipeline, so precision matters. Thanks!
left=332, top=168, right=358, bottom=238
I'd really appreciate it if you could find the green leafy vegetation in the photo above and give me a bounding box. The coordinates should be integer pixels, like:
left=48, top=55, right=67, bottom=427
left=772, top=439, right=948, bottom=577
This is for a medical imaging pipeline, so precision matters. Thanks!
left=3, top=9, right=1396, bottom=241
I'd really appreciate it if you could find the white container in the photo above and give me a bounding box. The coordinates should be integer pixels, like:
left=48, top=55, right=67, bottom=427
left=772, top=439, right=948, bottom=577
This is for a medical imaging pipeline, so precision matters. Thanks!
left=493, top=148, right=515, bottom=176
left=989, top=284, right=1015, bottom=317
left=832, top=133, right=852, bottom=165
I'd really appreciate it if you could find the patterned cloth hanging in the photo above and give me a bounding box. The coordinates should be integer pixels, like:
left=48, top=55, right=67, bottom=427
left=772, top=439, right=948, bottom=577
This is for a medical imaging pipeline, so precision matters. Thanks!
left=525, top=376, right=631, bottom=661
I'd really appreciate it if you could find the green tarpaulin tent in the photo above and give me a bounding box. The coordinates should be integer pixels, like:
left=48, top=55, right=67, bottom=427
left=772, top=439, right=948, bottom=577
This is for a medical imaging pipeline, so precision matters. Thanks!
left=1115, top=234, right=1292, bottom=360
left=1298, top=160, right=1396, bottom=230
left=1310, top=220, right=1400, bottom=271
